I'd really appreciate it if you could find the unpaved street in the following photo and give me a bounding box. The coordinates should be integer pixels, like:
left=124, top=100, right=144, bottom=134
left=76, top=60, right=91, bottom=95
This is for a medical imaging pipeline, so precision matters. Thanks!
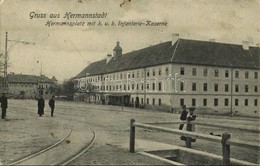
left=0, top=99, right=259, bottom=165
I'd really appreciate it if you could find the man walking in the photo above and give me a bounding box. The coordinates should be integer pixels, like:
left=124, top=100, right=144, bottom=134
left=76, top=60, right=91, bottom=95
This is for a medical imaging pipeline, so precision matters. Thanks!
left=49, top=95, right=55, bottom=117
left=38, top=96, right=45, bottom=117
left=0, top=93, right=8, bottom=119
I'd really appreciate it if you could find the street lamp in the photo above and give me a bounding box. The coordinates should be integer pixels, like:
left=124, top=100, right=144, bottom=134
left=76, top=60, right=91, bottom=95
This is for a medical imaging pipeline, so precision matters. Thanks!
left=3, top=32, right=35, bottom=92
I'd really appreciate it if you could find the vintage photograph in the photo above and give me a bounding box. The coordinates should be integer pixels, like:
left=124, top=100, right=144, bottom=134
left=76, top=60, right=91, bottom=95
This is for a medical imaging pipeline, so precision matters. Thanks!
left=0, top=0, right=259, bottom=165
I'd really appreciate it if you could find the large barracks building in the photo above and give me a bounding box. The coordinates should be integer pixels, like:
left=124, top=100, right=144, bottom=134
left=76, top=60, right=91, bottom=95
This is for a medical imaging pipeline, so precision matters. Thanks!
left=74, top=34, right=259, bottom=116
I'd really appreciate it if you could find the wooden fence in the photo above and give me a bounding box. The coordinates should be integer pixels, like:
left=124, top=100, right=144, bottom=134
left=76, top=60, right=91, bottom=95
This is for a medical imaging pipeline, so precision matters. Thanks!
left=129, top=119, right=260, bottom=165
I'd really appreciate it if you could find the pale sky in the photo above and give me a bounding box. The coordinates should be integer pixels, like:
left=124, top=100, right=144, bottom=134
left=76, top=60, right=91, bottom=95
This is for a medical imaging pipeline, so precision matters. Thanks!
left=0, top=0, right=260, bottom=82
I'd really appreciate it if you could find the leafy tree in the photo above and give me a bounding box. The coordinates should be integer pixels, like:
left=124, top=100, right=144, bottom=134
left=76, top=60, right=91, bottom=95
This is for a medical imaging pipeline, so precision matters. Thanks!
left=48, top=84, right=62, bottom=96
left=62, top=79, right=77, bottom=100
left=76, top=80, right=100, bottom=103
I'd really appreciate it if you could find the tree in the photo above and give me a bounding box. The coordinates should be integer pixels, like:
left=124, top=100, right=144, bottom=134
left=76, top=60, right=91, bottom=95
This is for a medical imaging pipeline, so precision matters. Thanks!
left=48, top=84, right=62, bottom=96
left=76, top=80, right=100, bottom=103
left=62, top=79, right=77, bottom=100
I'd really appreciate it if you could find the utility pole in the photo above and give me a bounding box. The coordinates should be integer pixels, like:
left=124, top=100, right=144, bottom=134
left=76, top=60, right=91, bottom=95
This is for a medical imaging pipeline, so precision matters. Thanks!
left=4, top=32, right=8, bottom=92
left=40, top=60, right=42, bottom=76
left=3, top=31, right=35, bottom=93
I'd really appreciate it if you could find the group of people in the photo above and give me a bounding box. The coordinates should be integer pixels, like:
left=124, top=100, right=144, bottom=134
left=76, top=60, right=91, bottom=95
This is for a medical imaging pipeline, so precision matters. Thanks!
left=179, top=105, right=196, bottom=130
left=0, top=93, right=56, bottom=119
left=179, top=105, right=197, bottom=141
left=37, top=95, right=56, bottom=117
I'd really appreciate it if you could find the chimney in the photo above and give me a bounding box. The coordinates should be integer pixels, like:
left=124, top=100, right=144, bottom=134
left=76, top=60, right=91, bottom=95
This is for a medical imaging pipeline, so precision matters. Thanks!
left=209, top=39, right=215, bottom=42
left=106, top=54, right=112, bottom=64
left=172, top=34, right=179, bottom=45
left=242, top=41, right=249, bottom=50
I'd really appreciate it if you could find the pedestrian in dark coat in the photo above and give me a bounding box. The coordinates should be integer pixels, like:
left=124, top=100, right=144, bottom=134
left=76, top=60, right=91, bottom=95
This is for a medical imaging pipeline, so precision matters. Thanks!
left=38, top=96, right=45, bottom=117
left=179, top=105, right=188, bottom=130
left=0, top=93, right=8, bottom=119
left=185, top=107, right=197, bottom=142
left=186, top=108, right=196, bottom=122
left=49, top=96, right=55, bottom=117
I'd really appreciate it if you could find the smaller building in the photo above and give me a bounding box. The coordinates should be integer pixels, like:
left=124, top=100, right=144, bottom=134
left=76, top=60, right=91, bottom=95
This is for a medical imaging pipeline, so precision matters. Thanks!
left=6, top=74, right=56, bottom=99
left=51, top=76, right=58, bottom=84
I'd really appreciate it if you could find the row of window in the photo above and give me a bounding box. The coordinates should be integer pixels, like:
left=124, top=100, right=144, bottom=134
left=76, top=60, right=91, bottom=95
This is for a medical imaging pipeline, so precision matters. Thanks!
left=180, top=98, right=258, bottom=107
left=103, top=82, right=164, bottom=91
left=133, top=97, right=162, bottom=106
left=8, top=83, right=50, bottom=89
left=38, top=84, right=49, bottom=89
left=190, top=83, right=258, bottom=93
left=93, top=82, right=258, bottom=93
left=146, top=67, right=169, bottom=77
left=180, top=67, right=258, bottom=79
left=9, top=90, right=51, bottom=95
left=84, top=67, right=258, bottom=83
left=9, top=83, right=35, bottom=88
left=88, top=94, right=258, bottom=107
left=85, top=67, right=171, bottom=83
left=130, top=97, right=258, bottom=107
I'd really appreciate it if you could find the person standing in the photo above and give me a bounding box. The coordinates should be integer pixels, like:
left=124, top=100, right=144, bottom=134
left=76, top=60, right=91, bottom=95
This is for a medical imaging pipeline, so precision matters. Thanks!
left=38, top=96, right=45, bottom=117
left=179, top=105, right=188, bottom=130
left=186, top=107, right=197, bottom=142
left=186, top=107, right=197, bottom=132
left=49, top=96, right=55, bottom=117
left=186, top=107, right=196, bottom=122
left=0, top=93, right=8, bottom=119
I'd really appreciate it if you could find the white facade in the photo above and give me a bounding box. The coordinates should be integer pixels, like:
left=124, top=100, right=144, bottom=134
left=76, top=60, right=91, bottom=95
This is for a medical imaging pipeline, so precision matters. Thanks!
left=75, top=63, right=259, bottom=116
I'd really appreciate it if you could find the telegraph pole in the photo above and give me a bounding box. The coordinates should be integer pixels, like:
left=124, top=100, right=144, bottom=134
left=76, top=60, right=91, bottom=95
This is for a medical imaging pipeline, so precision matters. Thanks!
left=3, top=31, right=35, bottom=93
left=4, top=32, right=8, bottom=92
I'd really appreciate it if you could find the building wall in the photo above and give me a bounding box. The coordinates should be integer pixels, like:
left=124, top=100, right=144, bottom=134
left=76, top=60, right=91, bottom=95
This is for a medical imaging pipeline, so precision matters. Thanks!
left=8, top=82, right=54, bottom=98
left=8, top=83, right=38, bottom=98
left=75, top=63, right=259, bottom=116
left=169, top=64, right=259, bottom=116
left=38, top=82, right=54, bottom=96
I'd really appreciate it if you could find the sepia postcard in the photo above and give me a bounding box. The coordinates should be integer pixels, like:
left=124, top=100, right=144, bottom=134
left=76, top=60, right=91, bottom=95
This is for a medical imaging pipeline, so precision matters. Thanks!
left=0, top=0, right=259, bottom=165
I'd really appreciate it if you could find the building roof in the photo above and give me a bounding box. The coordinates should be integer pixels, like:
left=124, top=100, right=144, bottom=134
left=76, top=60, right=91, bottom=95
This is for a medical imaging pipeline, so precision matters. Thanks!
left=51, top=76, right=58, bottom=82
left=7, top=74, right=54, bottom=83
left=173, top=39, right=259, bottom=69
left=75, top=38, right=260, bottom=78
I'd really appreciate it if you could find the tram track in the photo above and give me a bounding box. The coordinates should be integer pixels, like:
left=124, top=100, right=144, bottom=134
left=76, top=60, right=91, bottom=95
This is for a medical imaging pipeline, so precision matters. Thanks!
left=7, top=126, right=96, bottom=165
left=5, top=104, right=97, bottom=165
left=60, top=128, right=96, bottom=165
left=8, top=126, right=72, bottom=165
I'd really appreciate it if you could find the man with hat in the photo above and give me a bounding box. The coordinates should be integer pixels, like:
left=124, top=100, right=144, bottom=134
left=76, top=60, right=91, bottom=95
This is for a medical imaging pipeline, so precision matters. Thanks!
left=48, top=95, right=55, bottom=117
left=37, top=95, right=45, bottom=117
left=0, top=92, right=8, bottom=119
